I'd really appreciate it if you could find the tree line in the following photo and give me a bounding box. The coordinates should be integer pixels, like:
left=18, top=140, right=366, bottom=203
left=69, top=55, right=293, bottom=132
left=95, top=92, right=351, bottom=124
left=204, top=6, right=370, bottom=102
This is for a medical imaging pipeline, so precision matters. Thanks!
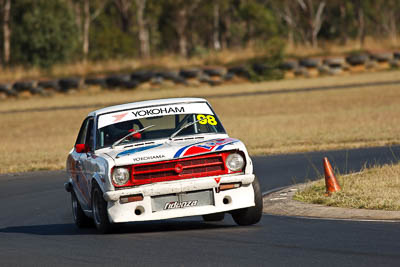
left=0, top=0, right=399, bottom=68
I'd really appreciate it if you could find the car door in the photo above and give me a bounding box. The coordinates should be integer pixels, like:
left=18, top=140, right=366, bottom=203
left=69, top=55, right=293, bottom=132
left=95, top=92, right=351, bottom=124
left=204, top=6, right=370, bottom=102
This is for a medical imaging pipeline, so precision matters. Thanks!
left=70, top=117, right=93, bottom=210
left=77, top=117, right=95, bottom=208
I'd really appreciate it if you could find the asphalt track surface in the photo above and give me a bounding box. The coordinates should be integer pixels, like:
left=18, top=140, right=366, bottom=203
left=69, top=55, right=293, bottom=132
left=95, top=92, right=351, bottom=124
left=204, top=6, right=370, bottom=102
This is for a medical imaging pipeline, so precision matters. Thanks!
left=1, top=145, right=400, bottom=266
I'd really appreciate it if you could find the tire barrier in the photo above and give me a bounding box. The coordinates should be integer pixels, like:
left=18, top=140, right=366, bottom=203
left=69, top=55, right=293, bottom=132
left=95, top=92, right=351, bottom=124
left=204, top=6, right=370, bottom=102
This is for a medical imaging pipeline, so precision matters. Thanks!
left=38, top=80, right=60, bottom=91
left=252, top=63, right=272, bottom=75
left=299, top=58, right=321, bottom=68
left=12, top=81, right=35, bottom=92
left=84, top=77, right=106, bottom=87
left=0, top=83, right=16, bottom=97
left=179, top=68, right=200, bottom=78
left=323, top=57, right=345, bottom=68
left=130, top=71, right=154, bottom=83
left=1, top=51, right=400, bottom=99
left=105, top=75, right=130, bottom=89
left=203, top=67, right=225, bottom=77
left=346, top=54, right=369, bottom=66
left=29, top=86, right=46, bottom=96
left=227, top=65, right=250, bottom=79
left=58, top=78, right=82, bottom=92
left=279, top=60, right=298, bottom=70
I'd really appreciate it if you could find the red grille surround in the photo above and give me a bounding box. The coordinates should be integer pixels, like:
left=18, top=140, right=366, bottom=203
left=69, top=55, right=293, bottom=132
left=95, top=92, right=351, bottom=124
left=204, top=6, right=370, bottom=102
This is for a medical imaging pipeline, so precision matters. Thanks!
left=112, top=152, right=243, bottom=188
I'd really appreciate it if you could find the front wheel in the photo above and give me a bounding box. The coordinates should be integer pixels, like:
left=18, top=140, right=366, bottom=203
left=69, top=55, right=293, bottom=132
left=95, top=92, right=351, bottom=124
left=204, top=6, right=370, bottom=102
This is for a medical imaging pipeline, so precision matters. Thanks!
left=232, top=176, right=263, bottom=226
left=92, top=184, right=113, bottom=234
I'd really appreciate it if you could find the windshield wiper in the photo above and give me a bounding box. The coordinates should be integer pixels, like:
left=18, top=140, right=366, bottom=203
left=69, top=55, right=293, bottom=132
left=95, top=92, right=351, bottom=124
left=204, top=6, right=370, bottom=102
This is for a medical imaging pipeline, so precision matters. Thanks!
left=169, top=119, right=201, bottom=140
left=112, top=125, right=155, bottom=148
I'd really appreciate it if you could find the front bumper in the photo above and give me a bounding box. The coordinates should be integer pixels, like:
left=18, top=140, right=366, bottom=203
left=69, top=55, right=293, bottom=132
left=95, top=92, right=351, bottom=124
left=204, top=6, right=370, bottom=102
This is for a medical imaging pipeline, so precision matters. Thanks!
left=104, top=173, right=255, bottom=223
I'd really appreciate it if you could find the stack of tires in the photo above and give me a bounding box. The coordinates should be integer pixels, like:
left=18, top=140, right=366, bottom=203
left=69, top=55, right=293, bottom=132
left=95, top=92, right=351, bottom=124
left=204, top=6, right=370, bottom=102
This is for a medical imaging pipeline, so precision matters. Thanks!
left=346, top=54, right=369, bottom=72
left=322, top=58, right=346, bottom=75
left=1, top=51, right=400, bottom=100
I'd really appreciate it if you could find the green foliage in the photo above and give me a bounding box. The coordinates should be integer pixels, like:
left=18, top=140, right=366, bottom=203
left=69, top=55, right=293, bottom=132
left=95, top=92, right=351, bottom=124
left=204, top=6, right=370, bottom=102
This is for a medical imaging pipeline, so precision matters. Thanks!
left=11, top=0, right=78, bottom=68
left=3, top=0, right=400, bottom=68
left=247, top=38, right=285, bottom=81
left=89, top=12, right=137, bottom=60
left=239, top=0, right=278, bottom=39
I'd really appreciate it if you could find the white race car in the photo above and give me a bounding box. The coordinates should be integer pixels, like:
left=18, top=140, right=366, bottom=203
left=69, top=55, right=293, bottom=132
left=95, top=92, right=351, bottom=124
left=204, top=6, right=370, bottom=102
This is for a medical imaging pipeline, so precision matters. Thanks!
left=65, top=98, right=262, bottom=233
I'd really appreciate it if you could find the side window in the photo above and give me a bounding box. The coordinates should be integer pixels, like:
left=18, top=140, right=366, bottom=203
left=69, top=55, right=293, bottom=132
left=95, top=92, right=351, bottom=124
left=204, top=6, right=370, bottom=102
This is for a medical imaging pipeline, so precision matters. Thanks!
left=75, top=117, right=94, bottom=146
left=76, top=118, right=90, bottom=145
left=85, top=119, right=94, bottom=151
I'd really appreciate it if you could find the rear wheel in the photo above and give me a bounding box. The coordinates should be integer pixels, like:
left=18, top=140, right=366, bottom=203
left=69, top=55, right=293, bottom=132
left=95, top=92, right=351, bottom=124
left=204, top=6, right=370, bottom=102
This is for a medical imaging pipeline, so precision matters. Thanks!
left=92, top=184, right=114, bottom=234
left=71, top=191, right=92, bottom=228
left=232, top=176, right=263, bottom=226
left=202, top=212, right=225, bottom=222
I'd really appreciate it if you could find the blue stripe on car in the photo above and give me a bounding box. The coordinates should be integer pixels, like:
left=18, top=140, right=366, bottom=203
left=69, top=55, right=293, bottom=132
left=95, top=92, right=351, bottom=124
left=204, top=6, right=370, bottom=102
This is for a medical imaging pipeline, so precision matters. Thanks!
left=215, top=141, right=239, bottom=151
left=173, top=139, right=219, bottom=158
left=117, top=144, right=163, bottom=158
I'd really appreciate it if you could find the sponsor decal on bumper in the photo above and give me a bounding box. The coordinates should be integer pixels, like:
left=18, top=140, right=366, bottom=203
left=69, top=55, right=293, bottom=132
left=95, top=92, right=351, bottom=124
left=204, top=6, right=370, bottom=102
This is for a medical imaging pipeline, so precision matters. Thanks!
left=164, top=200, right=198, bottom=210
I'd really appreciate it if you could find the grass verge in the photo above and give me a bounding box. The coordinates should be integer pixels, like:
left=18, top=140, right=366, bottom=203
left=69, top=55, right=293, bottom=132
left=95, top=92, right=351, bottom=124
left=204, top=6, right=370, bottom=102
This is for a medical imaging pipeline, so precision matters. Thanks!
left=1, top=70, right=400, bottom=173
left=293, top=163, right=400, bottom=211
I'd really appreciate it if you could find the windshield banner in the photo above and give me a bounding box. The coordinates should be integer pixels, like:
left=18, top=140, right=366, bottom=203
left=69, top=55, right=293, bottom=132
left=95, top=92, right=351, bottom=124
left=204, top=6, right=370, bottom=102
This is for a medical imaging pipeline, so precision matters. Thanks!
left=98, top=102, right=213, bottom=129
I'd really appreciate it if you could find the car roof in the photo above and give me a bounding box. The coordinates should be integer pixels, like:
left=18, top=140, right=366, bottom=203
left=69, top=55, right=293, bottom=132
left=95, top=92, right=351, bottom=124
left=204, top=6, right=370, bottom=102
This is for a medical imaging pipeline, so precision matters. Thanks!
left=88, top=97, right=209, bottom=117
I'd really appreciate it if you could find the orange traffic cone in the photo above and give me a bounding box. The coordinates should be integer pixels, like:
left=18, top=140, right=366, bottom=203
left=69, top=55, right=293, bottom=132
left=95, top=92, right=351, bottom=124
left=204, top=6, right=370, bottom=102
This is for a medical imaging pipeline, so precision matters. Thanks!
left=323, top=157, right=341, bottom=195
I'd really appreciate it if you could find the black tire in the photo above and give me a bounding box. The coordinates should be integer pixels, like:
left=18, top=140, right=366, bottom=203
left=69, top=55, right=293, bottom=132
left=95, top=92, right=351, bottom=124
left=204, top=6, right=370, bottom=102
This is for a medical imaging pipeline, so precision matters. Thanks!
left=370, top=52, right=393, bottom=63
left=252, top=63, right=271, bottom=75
left=323, top=58, right=345, bottom=68
left=131, top=70, right=154, bottom=82
left=394, top=52, right=400, bottom=60
left=84, top=77, right=106, bottom=87
left=179, top=68, right=200, bottom=78
left=231, top=176, right=263, bottom=226
left=172, top=76, right=188, bottom=85
left=203, top=68, right=225, bottom=77
left=155, top=71, right=179, bottom=81
left=105, top=75, right=130, bottom=88
left=279, top=60, right=298, bottom=70
left=38, top=80, right=60, bottom=91
left=71, top=191, right=92, bottom=228
left=227, top=65, right=250, bottom=78
left=346, top=54, right=369, bottom=66
left=202, top=212, right=225, bottom=222
left=12, top=81, right=35, bottom=92
left=59, top=78, right=81, bottom=92
left=92, top=184, right=113, bottom=234
left=121, top=80, right=139, bottom=89
left=299, top=58, right=320, bottom=68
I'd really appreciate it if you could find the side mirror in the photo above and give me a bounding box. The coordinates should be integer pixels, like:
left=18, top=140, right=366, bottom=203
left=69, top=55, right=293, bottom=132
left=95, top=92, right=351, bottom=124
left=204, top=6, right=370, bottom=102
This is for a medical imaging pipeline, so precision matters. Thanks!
left=75, top=144, right=89, bottom=153
left=129, top=129, right=142, bottom=139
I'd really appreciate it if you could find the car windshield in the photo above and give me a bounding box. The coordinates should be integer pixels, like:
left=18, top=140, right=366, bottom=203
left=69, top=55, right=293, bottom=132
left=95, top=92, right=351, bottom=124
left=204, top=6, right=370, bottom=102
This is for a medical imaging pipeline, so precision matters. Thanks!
left=96, top=102, right=225, bottom=149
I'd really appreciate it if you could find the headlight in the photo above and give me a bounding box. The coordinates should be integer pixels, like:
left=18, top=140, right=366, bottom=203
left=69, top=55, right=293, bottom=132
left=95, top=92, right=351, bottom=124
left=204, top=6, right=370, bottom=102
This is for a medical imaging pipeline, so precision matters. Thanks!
left=112, top=167, right=130, bottom=186
left=226, top=153, right=245, bottom=172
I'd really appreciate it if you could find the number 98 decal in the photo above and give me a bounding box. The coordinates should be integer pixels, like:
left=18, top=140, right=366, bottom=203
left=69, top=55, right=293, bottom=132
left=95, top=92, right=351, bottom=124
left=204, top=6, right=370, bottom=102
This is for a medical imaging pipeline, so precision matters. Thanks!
left=197, top=114, right=217, bottom=125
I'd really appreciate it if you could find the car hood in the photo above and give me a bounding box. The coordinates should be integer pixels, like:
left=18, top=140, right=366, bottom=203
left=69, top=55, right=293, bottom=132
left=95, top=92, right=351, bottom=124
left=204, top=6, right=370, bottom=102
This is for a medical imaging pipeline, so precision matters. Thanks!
left=101, top=135, right=243, bottom=166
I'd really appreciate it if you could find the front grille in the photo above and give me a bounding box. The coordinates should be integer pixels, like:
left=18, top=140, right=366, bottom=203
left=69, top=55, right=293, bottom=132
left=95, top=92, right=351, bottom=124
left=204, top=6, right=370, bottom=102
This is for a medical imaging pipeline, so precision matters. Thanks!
left=131, top=153, right=228, bottom=185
